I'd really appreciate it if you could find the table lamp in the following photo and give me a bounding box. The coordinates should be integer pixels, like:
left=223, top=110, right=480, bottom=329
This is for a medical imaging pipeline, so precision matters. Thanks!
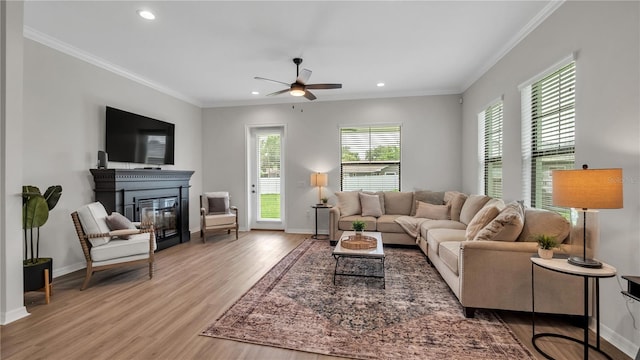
left=310, top=172, right=328, bottom=205
left=552, top=165, right=623, bottom=268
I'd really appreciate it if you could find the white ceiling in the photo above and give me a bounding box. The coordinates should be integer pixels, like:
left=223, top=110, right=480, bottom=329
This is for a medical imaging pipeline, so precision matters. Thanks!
left=23, top=1, right=559, bottom=107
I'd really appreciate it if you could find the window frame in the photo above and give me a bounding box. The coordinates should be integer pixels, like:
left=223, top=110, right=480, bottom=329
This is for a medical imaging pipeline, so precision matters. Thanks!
left=339, top=125, right=402, bottom=192
left=520, top=56, right=576, bottom=216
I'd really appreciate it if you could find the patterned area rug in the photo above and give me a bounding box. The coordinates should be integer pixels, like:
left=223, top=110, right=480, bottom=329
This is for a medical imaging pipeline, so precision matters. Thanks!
left=201, top=239, right=534, bottom=359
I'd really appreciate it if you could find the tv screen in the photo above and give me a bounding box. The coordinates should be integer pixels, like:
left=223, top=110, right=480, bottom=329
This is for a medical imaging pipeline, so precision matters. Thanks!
left=105, top=106, right=175, bottom=165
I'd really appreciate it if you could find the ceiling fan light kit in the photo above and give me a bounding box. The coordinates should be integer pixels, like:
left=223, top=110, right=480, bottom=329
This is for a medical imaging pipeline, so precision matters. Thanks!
left=255, top=58, right=342, bottom=101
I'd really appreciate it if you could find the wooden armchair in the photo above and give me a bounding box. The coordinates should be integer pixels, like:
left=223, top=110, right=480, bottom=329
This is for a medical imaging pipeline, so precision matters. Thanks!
left=200, top=192, right=238, bottom=241
left=71, top=202, right=156, bottom=290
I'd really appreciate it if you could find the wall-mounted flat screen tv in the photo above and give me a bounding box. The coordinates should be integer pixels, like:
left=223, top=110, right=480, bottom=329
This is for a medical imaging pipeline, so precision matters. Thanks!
left=106, top=106, right=175, bottom=165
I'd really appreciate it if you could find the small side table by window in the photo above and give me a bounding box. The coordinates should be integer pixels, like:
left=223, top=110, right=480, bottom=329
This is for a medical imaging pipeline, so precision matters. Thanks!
left=531, top=256, right=616, bottom=360
left=311, top=204, right=332, bottom=240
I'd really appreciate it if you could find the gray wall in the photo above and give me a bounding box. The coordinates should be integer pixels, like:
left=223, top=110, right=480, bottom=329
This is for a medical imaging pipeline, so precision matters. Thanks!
left=202, top=95, right=462, bottom=233
left=22, top=39, right=204, bottom=277
left=462, top=1, right=640, bottom=355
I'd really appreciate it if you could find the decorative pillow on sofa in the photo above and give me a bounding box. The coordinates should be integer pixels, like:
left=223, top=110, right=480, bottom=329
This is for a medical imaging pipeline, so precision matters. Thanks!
left=459, top=195, right=492, bottom=225
left=335, top=191, right=361, bottom=216
left=474, top=201, right=524, bottom=241
left=360, top=193, right=383, bottom=217
left=410, top=190, right=445, bottom=216
left=105, top=212, right=137, bottom=239
left=444, top=191, right=468, bottom=222
left=362, top=191, right=385, bottom=215
left=517, top=207, right=571, bottom=243
left=414, top=201, right=450, bottom=220
left=465, top=205, right=500, bottom=240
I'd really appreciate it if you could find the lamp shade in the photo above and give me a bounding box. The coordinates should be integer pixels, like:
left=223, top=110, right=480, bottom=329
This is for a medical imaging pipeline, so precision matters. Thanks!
left=552, top=168, right=623, bottom=209
left=310, top=173, right=328, bottom=187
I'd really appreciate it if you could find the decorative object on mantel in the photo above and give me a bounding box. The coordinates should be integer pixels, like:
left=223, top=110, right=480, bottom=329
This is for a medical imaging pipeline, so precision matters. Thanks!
left=535, top=234, right=558, bottom=259
left=22, top=185, right=62, bottom=303
left=310, top=172, right=328, bottom=205
left=552, top=165, right=623, bottom=268
left=202, top=240, right=534, bottom=359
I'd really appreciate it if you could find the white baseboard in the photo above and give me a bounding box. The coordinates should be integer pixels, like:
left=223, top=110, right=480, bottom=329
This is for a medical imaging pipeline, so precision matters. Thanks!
left=1, top=306, right=30, bottom=325
left=600, top=323, right=640, bottom=358
left=285, top=228, right=316, bottom=235
left=53, top=262, right=86, bottom=278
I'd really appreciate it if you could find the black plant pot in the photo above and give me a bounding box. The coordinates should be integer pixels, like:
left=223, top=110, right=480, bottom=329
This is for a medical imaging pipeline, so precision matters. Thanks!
left=23, top=258, right=52, bottom=292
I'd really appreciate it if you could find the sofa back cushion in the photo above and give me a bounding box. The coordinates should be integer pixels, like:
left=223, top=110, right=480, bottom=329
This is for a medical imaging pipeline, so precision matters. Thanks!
left=384, top=192, right=414, bottom=215
left=335, top=191, right=361, bottom=216
left=474, top=201, right=525, bottom=241
left=410, top=190, right=445, bottom=216
left=517, top=208, right=571, bottom=243
left=444, top=191, right=468, bottom=222
left=360, top=192, right=383, bottom=217
left=459, top=195, right=492, bottom=225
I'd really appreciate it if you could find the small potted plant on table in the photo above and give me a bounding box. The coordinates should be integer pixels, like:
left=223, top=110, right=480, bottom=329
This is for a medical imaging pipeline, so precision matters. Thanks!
left=536, top=234, right=558, bottom=260
left=352, top=220, right=366, bottom=239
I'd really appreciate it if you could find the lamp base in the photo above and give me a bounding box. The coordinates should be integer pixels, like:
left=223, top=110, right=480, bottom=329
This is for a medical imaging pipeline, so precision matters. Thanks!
left=568, top=256, right=602, bottom=269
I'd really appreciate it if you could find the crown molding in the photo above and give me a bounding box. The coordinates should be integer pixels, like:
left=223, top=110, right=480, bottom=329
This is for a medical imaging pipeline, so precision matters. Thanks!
left=460, top=0, right=565, bottom=92
left=23, top=26, right=202, bottom=107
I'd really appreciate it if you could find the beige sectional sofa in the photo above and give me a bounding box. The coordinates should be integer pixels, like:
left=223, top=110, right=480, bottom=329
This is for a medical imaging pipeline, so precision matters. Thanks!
left=329, top=190, right=586, bottom=317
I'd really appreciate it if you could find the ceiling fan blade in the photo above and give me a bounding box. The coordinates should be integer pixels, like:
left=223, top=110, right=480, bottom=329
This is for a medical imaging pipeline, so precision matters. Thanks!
left=254, top=76, right=290, bottom=86
left=304, top=91, right=317, bottom=101
left=297, top=69, right=312, bottom=84
left=266, top=89, right=290, bottom=97
left=305, top=83, right=342, bottom=90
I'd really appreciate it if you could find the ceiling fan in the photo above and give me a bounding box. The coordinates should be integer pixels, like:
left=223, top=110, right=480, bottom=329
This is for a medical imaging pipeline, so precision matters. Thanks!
left=254, top=58, right=342, bottom=101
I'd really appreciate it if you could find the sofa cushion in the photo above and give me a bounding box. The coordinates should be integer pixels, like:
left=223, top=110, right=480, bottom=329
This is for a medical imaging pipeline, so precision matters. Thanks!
left=77, top=202, right=112, bottom=247
left=410, top=190, right=445, bottom=216
left=384, top=192, right=414, bottom=215
left=459, top=195, right=492, bottom=225
left=419, top=220, right=467, bottom=240
left=363, top=191, right=385, bottom=215
left=360, top=192, right=383, bottom=217
left=338, top=215, right=376, bottom=231
left=105, top=212, right=136, bottom=239
left=445, top=191, right=468, bottom=222
left=335, top=191, right=361, bottom=216
left=465, top=205, right=500, bottom=240
left=517, top=208, right=571, bottom=243
left=90, top=233, right=151, bottom=262
left=376, top=214, right=407, bottom=233
left=475, top=201, right=525, bottom=241
left=439, top=241, right=460, bottom=276
left=427, top=228, right=466, bottom=256
left=414, top=201, right=450, bottom=220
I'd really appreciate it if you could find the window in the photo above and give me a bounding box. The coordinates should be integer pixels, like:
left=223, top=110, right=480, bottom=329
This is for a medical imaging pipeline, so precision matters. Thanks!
left=340, top=126, right=401, bottom=191
left=479, top=101, right=503, bottom=198
left=521, top=60, right=576, bottom=217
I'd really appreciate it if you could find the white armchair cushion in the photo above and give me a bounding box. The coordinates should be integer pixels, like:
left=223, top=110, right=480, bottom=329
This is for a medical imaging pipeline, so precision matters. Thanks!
left=77, top=202, right=111, bottom=247
left=90, top=233, right=155, bottom=262
left=204, top=213, right=236, bottom=227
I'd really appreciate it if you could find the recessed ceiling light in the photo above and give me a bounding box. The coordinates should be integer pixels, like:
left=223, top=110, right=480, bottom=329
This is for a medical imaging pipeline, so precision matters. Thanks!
left=377, top=82, right=385, bottom=87
left=137, top=10, right=155, bottom=20
left=251, top=91, right=260, bottom=95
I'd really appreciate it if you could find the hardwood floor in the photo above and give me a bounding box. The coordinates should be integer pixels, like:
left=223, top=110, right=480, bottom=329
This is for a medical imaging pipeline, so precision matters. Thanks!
left=2, top=231, right=630, bottom=360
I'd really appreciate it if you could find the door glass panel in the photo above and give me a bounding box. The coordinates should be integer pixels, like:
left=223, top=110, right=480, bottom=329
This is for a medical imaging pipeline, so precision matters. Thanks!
left=257, top=133, right=281, bottom=221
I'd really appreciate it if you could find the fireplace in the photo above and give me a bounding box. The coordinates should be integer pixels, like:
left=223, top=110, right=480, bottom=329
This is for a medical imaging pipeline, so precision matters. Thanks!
left=90, top=169, right=194, bottom=250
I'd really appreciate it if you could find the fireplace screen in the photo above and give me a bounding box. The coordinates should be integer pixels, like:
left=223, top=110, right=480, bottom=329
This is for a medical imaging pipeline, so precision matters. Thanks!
left=138, top=197, right=178, bottom=240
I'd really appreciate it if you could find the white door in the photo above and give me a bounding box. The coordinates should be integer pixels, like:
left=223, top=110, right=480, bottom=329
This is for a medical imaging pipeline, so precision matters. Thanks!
left=248, top=126, right=285, bottom=230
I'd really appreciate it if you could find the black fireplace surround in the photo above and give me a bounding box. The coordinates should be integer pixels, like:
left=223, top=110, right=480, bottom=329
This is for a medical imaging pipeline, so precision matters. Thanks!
left=90, top=169, right=194, bottom=250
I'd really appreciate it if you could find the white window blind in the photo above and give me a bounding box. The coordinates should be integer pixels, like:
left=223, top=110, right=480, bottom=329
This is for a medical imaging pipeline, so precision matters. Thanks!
left=340, top=126, right=401, bottom=191
left=480, top=101, right=503, bottom=199
left=522, top=61, right=575, bottom=216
